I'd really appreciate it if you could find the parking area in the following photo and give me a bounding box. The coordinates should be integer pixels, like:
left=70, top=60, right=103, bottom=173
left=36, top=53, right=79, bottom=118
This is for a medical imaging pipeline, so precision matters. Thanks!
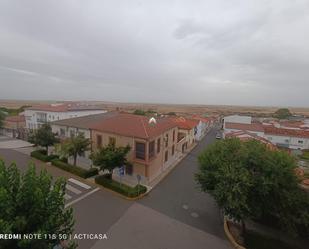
left=0, top=135, right=33, bottom=149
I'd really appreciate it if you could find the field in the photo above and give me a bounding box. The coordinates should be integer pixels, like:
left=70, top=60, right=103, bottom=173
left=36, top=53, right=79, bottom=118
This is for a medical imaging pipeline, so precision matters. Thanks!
left=1, top=99, right=309, bottom=117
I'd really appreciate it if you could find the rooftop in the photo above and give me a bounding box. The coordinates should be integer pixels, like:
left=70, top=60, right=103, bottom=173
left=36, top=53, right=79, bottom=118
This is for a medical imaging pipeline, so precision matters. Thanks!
left=170, top=117, right=199, bottom=130
left=90, top=113, right=177, bottom=139
left=264, top=126, right=309, bottom=139
left=225, top=122, right=264, bottom=132
left=26, top=103, right=105, bottom=112
left=51, top=112, right=118, bottom=129
left=5, top=115, right=25, bottom=122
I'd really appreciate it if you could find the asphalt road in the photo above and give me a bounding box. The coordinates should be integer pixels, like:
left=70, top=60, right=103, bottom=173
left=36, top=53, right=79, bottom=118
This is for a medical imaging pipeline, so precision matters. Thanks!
left=138, top=127, right=225, bottom=239
left=0, top=126, right=226, bottom=249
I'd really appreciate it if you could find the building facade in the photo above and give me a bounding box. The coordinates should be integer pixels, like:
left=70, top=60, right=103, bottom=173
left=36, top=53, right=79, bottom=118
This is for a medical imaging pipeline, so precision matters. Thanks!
left=25, top=103, right=106, bottom=130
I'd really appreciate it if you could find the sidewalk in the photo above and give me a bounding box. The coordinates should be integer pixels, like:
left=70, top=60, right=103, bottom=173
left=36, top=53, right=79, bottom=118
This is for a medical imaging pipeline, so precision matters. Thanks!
left=246, top=220, right=308, bottom=249
left=149, top=143, right=197, bottom=188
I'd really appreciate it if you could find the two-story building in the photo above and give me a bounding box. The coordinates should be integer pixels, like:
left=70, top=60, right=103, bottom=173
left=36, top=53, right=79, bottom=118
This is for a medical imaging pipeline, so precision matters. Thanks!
left=25, top=103, right=106, bottom=130
left=90, top=113, right=179, bottom=185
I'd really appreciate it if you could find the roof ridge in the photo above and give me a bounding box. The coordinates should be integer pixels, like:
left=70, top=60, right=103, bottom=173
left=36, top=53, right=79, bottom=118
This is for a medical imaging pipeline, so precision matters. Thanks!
left=140, top=117, right=149, bottom=138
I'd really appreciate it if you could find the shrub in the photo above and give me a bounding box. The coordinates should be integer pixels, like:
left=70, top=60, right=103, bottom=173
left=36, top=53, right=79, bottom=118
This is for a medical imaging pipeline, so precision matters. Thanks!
left=51, top=159, right=98, bottom=179
left=301, top=152, right=309, bottom=160
left=95, top=175, right=147, bottom=197
left=30, top=150, right=59, bottom=162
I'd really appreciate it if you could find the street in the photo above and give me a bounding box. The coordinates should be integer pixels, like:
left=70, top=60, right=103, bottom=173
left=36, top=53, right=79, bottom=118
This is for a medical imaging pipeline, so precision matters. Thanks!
left=0, top=127, right=230, bottom=249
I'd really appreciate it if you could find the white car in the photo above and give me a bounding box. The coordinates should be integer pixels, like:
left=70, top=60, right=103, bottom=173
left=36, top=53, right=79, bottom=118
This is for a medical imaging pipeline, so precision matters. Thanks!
left=216, top=133, right=221, bottom=139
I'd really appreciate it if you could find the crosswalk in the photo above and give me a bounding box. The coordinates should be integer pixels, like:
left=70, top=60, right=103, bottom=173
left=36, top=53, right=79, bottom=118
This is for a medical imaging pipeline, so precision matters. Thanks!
left=64, top=178, right=93, bottom=203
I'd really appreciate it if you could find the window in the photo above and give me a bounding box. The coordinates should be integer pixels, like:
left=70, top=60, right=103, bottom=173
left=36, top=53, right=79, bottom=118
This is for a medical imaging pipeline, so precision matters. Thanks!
left=298, top=140, right=304, bottom=144
left=109, top=137, right=116, bottom=146
left=97, top=135, right=102, bottom=148
left=60, top=128, right=65, bottom=136
left=164, top=150, right=168, bottom=162
left=149, top=141, right=155, bottom=158
left=173, top=130, right=175, bottom=142
left=126, top=164, right=133, bottom=175
left=70, top=130, right=75, bottom=137
left=78, top=131, right=85, bottom=136
left=172, top=145, right=175, bottom=156
left=285, top=139, right=289, bottom=143
left=165, top=134, right=169, bottom=147
left=135, top=142, right=146, bottom=160
left=157, top=138, right=161, bottom=153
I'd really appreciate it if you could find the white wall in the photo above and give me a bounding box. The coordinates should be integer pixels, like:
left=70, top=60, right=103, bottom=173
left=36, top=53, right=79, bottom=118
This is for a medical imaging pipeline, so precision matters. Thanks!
left=25, top=109, right=106, bottom=130
left=265, top=134, right=309, bottom=150
left=224, top=115, right=252, bottom=128
left=51, top=124, right=91, bottom=139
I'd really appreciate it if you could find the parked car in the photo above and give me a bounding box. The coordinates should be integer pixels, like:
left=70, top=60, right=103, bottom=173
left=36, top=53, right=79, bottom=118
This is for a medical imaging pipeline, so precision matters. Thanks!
left=216, top=133, right=221, bottom=139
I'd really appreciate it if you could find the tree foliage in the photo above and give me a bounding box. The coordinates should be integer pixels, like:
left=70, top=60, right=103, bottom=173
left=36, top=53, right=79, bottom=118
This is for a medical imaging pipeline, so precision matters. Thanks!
left=56, top=134, right=91, bottom=166
left=0, top=160, right=76, bottom=249
left=196, top=138, right=309, bottom=236
left=90, top=143, right=130, bottom=173
left=274, top=108, right=292, bottom=119
left=0, top=111, right=5, bottom=128
left=133, top=109, right=146, bottom=116
left=28, top=124, right=58, bottom=154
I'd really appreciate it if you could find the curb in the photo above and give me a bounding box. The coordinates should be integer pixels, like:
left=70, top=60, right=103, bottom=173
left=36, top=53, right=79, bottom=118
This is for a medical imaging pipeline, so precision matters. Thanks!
left=223, top=217, right=247, bottom=249
left=86, top=178, right=150, bottom=201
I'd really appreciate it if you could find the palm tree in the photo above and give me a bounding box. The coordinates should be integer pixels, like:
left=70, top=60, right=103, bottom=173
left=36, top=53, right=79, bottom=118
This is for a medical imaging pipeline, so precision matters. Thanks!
left=59, top=134, right=91, bottom=166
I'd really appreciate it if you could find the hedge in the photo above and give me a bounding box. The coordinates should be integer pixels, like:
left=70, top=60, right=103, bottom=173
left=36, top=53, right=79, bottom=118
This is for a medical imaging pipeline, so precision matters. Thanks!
left=30, top=150, right=59, bottom=162
left=51, top=159, right=98, bottom=179
left=95, top=175, right=147, bottom=197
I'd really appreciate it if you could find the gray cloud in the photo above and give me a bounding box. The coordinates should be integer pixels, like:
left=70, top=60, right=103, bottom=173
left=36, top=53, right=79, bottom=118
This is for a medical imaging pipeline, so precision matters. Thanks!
left=0, top=0, right=308, bottom=107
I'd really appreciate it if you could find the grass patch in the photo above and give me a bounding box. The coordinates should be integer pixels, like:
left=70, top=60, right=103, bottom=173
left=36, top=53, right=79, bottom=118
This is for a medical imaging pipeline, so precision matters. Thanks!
left=300, top=152, right=309, bottom=160
left=95, top=174, right=147, bottom=198
left=245, top=231, right=300, bottom=249
left=51, top=159, right=98, bottom=179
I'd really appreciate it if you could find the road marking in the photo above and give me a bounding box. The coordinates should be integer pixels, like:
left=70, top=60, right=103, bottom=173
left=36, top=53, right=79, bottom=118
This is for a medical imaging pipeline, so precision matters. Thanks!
left=182, top=204, right=189, bottom=210
left=191, top=212, right=199, bottom=218
left=66, top=184, right=82, bottom=194
left=65, top=188, right=100, bottom=208
left=64, top=194, right=72, bottom=200
left=68, top=178, right=91, bottom=190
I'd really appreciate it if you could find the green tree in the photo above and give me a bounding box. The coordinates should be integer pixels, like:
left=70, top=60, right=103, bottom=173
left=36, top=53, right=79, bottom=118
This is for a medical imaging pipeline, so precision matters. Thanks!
left=28, top=124, right=58, bottom=154
left=274, top=108, right=292, bottom=119
left=90, top=143, right=130, bottom=174
left=133, top=109, right=146, bottom=116
left=0, top=160, right=76, bottom=249
left=57, top=134, right=91, bottom=166
left=0, top=111, right=5, bottom=128
left=196, top=138, right=309, bottom=236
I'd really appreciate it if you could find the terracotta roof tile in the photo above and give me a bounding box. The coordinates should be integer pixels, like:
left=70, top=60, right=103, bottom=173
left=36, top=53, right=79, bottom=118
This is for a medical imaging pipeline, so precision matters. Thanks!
left=90, top=113, right=177, bottom=139
left=170, top=117, right=199, bottom=130
left=264, top=126, right=309, bottom=138
left=225, top=122, right=264, bottom=132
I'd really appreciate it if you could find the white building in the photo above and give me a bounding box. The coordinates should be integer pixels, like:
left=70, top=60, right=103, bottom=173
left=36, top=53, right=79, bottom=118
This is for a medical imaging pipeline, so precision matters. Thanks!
left=25, top=103, right=106, bottom=130
left=223, top=115, right=252, bottom=129
left=264, top=127, right=309, bottom=150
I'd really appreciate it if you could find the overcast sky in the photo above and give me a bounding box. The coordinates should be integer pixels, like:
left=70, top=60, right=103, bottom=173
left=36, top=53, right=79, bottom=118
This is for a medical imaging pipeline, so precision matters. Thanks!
left=0, top=0, right=308, bottom=107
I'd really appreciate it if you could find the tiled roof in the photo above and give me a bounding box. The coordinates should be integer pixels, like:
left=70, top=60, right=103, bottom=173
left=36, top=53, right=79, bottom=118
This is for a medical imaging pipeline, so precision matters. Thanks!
left=225, top=122, right=264, bottom=132
left=264, top=126, right=309, bottom=139
left=90, top=113, right=177, bottom=139
left=5, top=115, right=25, bottom=122
left=225, top=131, right=276, bottom=150
left=51, top=112, right=118, bottom=129
left=170, top=117, right=199, bottom=130
left=26, top=103, right=104, bottom=112
left=191, top=115, right=211, bottom=123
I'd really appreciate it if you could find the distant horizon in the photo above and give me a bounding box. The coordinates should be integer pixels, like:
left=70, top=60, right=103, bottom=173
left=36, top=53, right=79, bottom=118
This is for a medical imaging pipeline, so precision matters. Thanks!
left=1, top=97, right=309, bottom=110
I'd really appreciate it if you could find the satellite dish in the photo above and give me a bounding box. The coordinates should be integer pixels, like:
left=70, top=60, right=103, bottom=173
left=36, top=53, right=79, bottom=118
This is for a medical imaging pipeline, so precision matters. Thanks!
left=149, top=117, right=157, bottom=125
